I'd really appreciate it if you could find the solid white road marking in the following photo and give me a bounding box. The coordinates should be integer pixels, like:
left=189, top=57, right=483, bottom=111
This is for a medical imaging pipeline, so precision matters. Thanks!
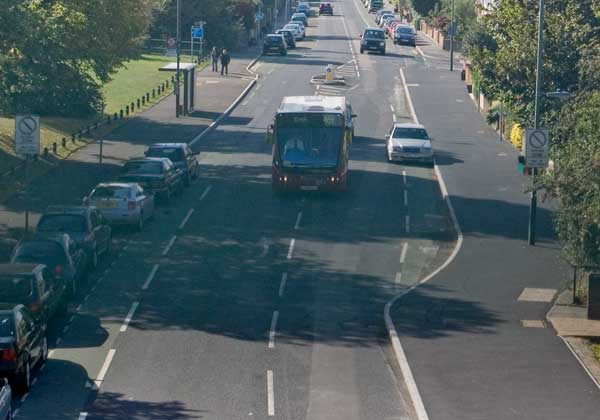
left=400, top=68, right=419, bottom=124
left=48, top=350, right=55, bottom=358
left=120, top=301, right=140, bottom=332
left=77, top=413, right=88, bottom=420
left=390, top=104, right=395, bottom=113
left=400, top=243, right=408, bottom=264
left=142, top=264, right=159, bottom=290
left=200, top=185, right=212, bottom=201
left=268, top=311, right=279, bottom=349
left=95, top=349, right=116, bottom=388
left=279, top=273, right=288, bottom=297
left=178, top=208, right=195, bottom=229
left=405, top=215, right=410, bottom=233
left=395, top=272, right=402, bottom=285
left=392, top=114, right=397, bottom=122
left=162, top=235, right=177, bottom=256
left=287, top=239, right=295, bottom=260
left=294, top=211, right=303, bottom=230
left=404, top=190, right=408, bottom=206
left=267, top=370, right=275, bottom=416
left=402, top=170, right=407, bottom=185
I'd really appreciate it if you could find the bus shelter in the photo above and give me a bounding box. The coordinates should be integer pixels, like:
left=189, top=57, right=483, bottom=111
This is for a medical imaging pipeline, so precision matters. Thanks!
left=159, top=62, right=196, bottom=116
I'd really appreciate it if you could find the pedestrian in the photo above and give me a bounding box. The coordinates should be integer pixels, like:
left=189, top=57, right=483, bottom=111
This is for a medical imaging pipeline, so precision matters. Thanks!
left=211, top=46, right=219, bottom=72
left=220, top=49, right=231, bottom=76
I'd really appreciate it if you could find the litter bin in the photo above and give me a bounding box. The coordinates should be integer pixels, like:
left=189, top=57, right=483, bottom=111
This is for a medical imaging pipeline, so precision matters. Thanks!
left=588, top=273, right=600, bottom=320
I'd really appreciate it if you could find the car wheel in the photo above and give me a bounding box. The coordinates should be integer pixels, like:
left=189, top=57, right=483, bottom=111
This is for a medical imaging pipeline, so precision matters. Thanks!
left=40, top=336, right=48, bottom=365
left=136, top=214, right=144, bottom=232
left=16, top=358, right=31, bottom=393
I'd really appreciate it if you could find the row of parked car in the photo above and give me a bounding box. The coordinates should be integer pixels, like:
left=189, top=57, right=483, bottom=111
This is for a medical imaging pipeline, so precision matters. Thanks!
left=262, top=2, right=333, bottom=56
left=374, top=9, right=416, bottom=46
left=0, top=143, right=200, bottom=396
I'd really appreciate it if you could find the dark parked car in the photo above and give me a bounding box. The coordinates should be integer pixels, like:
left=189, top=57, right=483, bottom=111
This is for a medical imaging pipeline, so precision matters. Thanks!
left=360, top=27, right=386, bottom=55
left=276, top=29, right=296, bottom=48
left=119, top=157, right=184, bottom=204
left=144, top=143, right=199, bottom=186
left=295, top=2, right=311, bottom=17
left=10, top=234, right=87, bottom=297
left=37, top=206, right=111, bottom=269
left=0, top=264, right=67, bottom=322
left=319, top=2, right=333, bottom=15
left=263, top=34, right=287, bottom=56
left=0, top=304, right=47, bottom=392
left=394, top=25, right=416, bottom=46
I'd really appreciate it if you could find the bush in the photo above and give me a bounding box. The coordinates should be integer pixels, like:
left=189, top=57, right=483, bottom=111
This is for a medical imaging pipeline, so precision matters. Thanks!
left=510, top=123, right=523, bottom=150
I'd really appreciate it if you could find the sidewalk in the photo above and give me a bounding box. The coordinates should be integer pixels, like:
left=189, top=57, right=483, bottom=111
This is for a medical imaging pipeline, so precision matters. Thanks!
left=0, top=49, right=259, bottom=260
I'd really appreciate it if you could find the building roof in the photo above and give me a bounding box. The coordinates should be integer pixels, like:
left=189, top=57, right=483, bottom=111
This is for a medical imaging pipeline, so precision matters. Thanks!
left=278, top=96, right=346, bottom=114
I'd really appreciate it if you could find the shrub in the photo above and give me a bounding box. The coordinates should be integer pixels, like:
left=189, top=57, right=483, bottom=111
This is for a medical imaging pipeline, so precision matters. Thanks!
left=510, top=123, right=523, bottom=150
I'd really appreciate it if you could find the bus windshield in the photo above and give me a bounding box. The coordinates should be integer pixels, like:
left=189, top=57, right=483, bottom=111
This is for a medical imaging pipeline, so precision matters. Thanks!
left=277, top=113, right=344, bottom=169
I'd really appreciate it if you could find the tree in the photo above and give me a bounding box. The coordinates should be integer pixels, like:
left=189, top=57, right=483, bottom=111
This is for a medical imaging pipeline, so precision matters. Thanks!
left=410, top=0, right=439, bottom=17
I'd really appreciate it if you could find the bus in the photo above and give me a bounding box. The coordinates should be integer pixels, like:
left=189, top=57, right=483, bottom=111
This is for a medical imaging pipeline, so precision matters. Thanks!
left=267, top=96, right=356, bottom=192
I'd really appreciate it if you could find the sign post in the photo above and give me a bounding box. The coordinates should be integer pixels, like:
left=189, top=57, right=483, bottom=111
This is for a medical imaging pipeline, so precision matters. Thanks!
left=191, top=22, right=205, bottom=63
left=14, top=115, right=40, bottom=234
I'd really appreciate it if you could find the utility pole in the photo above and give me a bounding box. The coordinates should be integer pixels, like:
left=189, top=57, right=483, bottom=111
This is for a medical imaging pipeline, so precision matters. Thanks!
left=528, top=0, right=545, bottom=246
left=176, top=0, right=181, bottom=118
left=449, top=0, right=455, bottom=71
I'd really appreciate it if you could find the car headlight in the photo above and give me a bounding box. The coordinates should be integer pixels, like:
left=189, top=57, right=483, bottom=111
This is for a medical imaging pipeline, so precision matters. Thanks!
left=421, top=146, right=432, bottom=152
left=380, top=41, right=385, bottom=46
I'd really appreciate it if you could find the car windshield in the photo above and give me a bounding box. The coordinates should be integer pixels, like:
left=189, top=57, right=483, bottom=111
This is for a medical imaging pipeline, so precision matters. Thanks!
left=12, top=241, right=67, bottom=267
left=0, top=276, right=33, bottom=302
left=396, top=27, right=413, bottom=34
left=123, top=161, right=164, bottom=175
left=37, top=214, right=87, bottom=233
left=91, top=186, right=131, bottom=200
left=393, top=127, right=429, bottom=139
left=0, top=315, right=14, bottom=338
left=266, top=36, right=282, bottom=44
left=146, top=147, right=184, bottom=162
left=364, top=30, right=384, bottom=39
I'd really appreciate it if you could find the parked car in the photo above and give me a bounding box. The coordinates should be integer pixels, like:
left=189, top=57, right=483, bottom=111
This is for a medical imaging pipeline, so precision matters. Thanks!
left=295, top=2, right=311, bottom=17
left=263, top=34, right=288, bottom=56
left=291, top=12, right=308, bottom=26
left=378, top=13, right=395, bottom=27
left=283, top=23, right=305, bottom=40
left=388, top=21, right=402, bottom=36
left=0, top=304, right=47, bottom=392
left=84, top=183, right=155, bottom=232
left=386, top=123, right=434, bottom=164
left=0, top=378, right=11, bottom=418
left=10, top=234, right=87, bottom=297
left=375, top=9, right=393, bottom=23
left=360, top=27, right=386, bottom=55
left=276, top=29, right=296, bottom=48
left=0, top=264, right=67, bottom=322
left=368, top=0, right=383, bottom=12
left=394, top=25, right=416, bottom=46
left=119, top=157, right=184, bottom=204
left=36, top=206, right=111, bottom=269
left=144, top=143, right=199, bottom=186
left=319, top=2, right=333, bottom=15
left=289, top=20, right=306, bottom=38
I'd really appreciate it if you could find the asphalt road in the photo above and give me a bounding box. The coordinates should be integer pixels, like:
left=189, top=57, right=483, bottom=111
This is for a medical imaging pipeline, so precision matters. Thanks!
left=11, top=0, right=600, bottom=419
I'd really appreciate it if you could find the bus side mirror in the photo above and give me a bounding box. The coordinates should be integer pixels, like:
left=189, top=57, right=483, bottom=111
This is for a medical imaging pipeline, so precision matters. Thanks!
left=266, top=124, right=274, bottom=144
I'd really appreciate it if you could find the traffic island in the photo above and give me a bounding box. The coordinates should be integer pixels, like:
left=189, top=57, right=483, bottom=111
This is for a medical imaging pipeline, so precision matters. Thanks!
left=310, top=74, right=346, bottom=85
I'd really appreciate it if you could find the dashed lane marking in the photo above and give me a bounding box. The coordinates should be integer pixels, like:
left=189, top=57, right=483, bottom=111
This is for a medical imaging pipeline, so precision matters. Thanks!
left=142, top=264, right=159, bottom=290
left=400, top=243, right=408, bottom=264
left=77, top=412, right=88, bottom=420
left=178, top=208, right=194, bottom=229
left=120, top=301, right=140, bottom=332
left=95, top=349, right=116, bottom=388
left=405, top=215, right=410, bottom=234
left=162, top=235, right=177, bottom=256
left=279, top=273, right=288, bottom=297
left=404, top=190, right=408, bottom=206
left=402, top=170, right=407, bottom=185
left=287, top=239, right=295, bottom=260
left=268, top=311, right=279, bottom=349
left=395, top=272, right=402, bottom=285
left=294, top=211, right=303, bottom=230
left=267, top=370, right=275, bottom=416
left=200, top=185, right=212, bottom=201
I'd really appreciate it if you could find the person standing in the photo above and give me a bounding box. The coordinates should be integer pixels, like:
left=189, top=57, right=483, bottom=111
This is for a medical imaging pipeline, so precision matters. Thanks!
left=211, top=47, right=219, bottom=72
left=220, top=49, right=231, bottom=75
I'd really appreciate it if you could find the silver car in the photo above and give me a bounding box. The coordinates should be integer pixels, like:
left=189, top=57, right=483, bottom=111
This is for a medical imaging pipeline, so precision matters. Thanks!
left=85, top=183, right=154, bottom=231
left=386, top=123, right=434, bottom=164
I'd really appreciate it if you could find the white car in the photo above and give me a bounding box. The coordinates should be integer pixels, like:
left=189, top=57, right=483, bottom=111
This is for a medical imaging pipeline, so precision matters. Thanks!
left=283, top=24, right=302, bottom=40
left=84, top=182, right=155, bottom=231
left=386, top=123, right=434, bottom=164
left=284, top=22, right=305, bottom=39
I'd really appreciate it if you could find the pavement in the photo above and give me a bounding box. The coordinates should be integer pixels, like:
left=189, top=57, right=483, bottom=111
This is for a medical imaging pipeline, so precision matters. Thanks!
left=4, top=0, right=600, bottom=419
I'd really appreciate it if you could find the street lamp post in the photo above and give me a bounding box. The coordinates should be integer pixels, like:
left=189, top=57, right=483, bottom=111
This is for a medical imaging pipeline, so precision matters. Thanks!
left=449, top=0, right=455, bottom=72
left=176, top=0, right=181, bottom=118
left=528, top=0, right=545, bottom=245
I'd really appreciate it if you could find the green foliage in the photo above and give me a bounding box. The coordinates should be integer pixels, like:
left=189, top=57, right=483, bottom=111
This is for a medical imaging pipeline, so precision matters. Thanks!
left=410, top=0, right=439, bottom=17
left=0, top=0, right=163, bottom=116
left=432, top=0, right=476, bottom=39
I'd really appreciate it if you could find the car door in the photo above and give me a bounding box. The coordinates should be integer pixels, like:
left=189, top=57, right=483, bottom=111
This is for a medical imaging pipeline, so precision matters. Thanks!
left=185, top=146, right=197, bottom=177
left=68, top=239, right=85, bottom=281
left=37, top=269, right=55, bottom=320
left=137, top=185, right=153, bottom=220
left=20, top=309, right=42, bottom=362
left=90, top=210, right=110, bottom=254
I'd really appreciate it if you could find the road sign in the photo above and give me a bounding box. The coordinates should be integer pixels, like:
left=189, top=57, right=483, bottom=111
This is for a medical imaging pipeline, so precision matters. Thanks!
left=167, top=37, right=177, bottom=48
left=255, top=11, right=265, bottom=21
left=14, top=115, right=40, bottom=156
left=524, top=128, right=549, bottom=168
left=191, top=26, right=204, bottom=39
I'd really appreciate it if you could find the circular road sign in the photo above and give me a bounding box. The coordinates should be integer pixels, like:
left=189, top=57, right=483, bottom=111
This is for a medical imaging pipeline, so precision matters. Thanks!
left=529, top=130, right=547, bottom=148
left=18, top=116, right=37, bottom=136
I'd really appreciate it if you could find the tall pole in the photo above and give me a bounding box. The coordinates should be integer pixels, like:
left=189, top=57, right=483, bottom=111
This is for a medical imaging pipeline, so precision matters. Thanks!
left=176, top=0, right=181, bottom=118
left=449, top=0, right=455, bottom=71
left=528, top=0, right=545, bottom=246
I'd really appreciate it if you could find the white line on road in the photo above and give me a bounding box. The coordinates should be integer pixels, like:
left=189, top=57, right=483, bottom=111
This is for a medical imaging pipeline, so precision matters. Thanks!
left=48, top=350, right=55, bottom=358
left=405, top=215, right=410, bottom=233
left=20, top=393, right=28, bottom=403
left=200, top=185, right=212, bottom=201
left=162, top=235, right=177, bottom=256
left=77, top=413, right=88, bottom=420
left=13, top=409, right=20, bottom=418
left=392, top=114, right=397, bottom=122
left=404, top=190, right=408, bottom=207
left=279, top=272, right=288, bottom=297
left=62, top=325, right=69, bottom=334
left=294, top=211, right=303, bottom=230
left=267, top=370, right=275, bottom=416
left=400, top=68, right=419, bottom=124
left=95, top=349, right=116, bottom=388
left=390, top=104, right=395, bottom=113
left=260, top=237, right=270, bottom=258
left=120, top=301, right=140, bottom=332
left=287, top=239, right=295, bottom=260
left=68, top=315, right=75, bottom=324
left=142, top=264, right=159, bottom=290
left=268, top=311, right=279, bottom=349
left=400, top=242, right=408, bottom=263
left=395, top=272, right=402, bottom=284
left=178, top=209, right=194, bottom=230
left=402, top=170, right=407, bottom=185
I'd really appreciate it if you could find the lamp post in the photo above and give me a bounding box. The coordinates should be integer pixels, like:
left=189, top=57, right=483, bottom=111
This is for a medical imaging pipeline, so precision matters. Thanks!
left=449, top=0, right=455, bottom=72
left=176, top=0, right=181, bottom=118
left=528, top=0, right=545, bottom=246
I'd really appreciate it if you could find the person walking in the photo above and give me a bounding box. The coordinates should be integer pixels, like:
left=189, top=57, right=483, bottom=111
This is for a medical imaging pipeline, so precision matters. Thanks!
left=211, top=47, right=219, bottom=72
left=220, top=49, right=231, bottom=76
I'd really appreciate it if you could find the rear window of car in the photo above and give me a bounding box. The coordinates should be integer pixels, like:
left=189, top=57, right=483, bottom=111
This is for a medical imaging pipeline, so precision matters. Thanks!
left=364, top=30, right=385, bottom=39
left=146, top=147, right=185, bottom=162
left=123, top=160, right=164, bottom=175
left=0, top=315, right=14, bottom=337
left=91, top=186, right=131, bottom=200
left=37, top=214, right=87, bottom=233
left=0, top=276, right=33, bottom=302
left=12, top=241, right=67, bottom=266
left=393, top=128, right=429, bottom=139
left=396, top=26, right=413, bottom=34
left=266, top=36, right=283, bottom=44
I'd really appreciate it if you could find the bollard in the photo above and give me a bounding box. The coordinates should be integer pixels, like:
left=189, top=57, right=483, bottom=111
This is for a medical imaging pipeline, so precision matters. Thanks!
left=131, top=102, right=135, bottom=111
left=106, top=116, right=111, bottom=124
left=166, top=80, right=169, bottom=89
left=52, top=143, right=57, bottom=154
left=126, top=105, right=129, bottom=115
left=43, top=147, right=49, bottom=158
left=137, top=99, right=141, bottom=108
left=71, top=134, right=76, bottom=144
left=142, top=96, right=145, bottom=106
left=146, top=93, right=150, bottom=102
left=120, top=109, right=124, bottom=119
left=152, top=89, right=156, bottom=98
left=61, top=137, right=66, bottom=148
left=162, top=82, right=166, bottom=91
left=171, top=75, right=175, bottom=83
left=113, top=112, right=118, bottom=121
